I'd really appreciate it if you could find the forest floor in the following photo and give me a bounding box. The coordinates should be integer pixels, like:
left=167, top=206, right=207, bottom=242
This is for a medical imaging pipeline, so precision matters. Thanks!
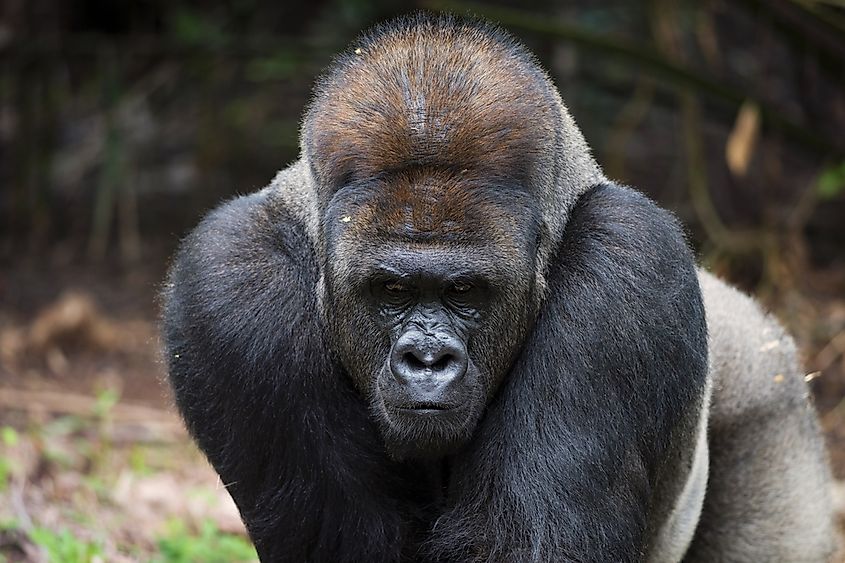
left=0, top=258, right=254, bottom=562
left=0, top=254, right=844, bottom=562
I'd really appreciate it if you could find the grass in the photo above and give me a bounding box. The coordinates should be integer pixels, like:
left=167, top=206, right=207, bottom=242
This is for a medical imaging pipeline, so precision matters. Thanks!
left=154, top=520, right=257, bottom=563
left=29, top=528, right=104, bottom=563
left=0, top=389, right=256, bottom=562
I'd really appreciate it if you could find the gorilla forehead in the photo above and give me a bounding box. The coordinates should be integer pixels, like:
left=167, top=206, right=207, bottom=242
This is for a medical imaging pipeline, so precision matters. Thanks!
left=333, top=241, right=529, bottom=290
left=324, top=167, right=541, bottom=250
left=304, top=14, right=561, bottom=193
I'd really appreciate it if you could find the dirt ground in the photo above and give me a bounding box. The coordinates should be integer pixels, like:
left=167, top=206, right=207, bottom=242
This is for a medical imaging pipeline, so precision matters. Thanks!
left=0, top=257, right=253, bottom=561
left=1, top=254, right=844, bottom=561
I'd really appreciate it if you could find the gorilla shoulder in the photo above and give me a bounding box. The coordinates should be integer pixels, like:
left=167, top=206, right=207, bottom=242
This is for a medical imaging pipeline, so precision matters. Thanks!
left=163, top=170, right=323, bottom=459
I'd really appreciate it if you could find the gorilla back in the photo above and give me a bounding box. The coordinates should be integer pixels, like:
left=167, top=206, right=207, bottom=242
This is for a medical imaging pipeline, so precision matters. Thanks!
left=162, top=14, right=835, bottom=562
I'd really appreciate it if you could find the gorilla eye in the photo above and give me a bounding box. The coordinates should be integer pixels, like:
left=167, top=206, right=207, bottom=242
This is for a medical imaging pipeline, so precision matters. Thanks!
left=451, top=281, right=473, bottom=294
left=384, top=280, right=410, bottom=294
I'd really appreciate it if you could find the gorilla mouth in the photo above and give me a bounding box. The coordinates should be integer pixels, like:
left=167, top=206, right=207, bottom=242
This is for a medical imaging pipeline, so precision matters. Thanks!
left=400, top=402, right=451, bottom=413
left=395, top=401, right=457, bottom=414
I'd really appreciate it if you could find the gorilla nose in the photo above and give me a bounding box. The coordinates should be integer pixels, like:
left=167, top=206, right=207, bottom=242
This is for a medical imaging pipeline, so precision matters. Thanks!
left=390, top=333, right=468, bottom=393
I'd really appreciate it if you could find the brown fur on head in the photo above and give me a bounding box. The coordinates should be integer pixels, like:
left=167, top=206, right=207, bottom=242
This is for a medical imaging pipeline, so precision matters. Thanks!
left=336, top=167, right=534, bottom=252
left=301, top=13, right=604, bottom=280
left=305, top=14, right=558, bottom=194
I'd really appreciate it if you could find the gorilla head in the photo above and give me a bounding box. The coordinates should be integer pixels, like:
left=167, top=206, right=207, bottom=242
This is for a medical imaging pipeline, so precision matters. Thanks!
left=300, top=17, right=603, bottom=459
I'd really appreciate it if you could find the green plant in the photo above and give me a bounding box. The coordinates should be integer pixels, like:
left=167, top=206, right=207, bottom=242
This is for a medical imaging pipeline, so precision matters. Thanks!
left=0, top=426, right=20, bottom=492
left=93, top=388, right=119, bottom=419
left=817, top=161, right=845, bottom=199
left=1, top=427, right=19, bottom=447
left=0, top=518, right=19, bottom=531
left=0, top=457, right=10, bottom=492
left=154, top=519, right=257, bottom=563
left=29, top=527, right=103, bottom=563
left=128, top=446, right=152, bottom=475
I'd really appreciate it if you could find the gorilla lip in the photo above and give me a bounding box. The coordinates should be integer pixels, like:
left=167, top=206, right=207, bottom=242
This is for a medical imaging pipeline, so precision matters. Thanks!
left=400, top=408, right=447, bottom=415
left=385, top=400, right=467, bottom=418
left=398, top=402, right=451, bottom=413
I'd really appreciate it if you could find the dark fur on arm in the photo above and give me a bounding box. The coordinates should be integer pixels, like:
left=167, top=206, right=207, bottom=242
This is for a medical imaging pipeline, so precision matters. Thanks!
left=162, top=191, right=419, bottom=562
left=426, top=182, right=709, bottom=562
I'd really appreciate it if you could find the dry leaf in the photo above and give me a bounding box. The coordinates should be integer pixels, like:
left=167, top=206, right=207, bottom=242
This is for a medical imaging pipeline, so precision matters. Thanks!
left=726, top=100, right=760, bottom=177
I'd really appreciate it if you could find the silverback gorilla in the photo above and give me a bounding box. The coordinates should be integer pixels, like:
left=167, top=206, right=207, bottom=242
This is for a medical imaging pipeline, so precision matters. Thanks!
left=162, top=14, right=836, bottom=562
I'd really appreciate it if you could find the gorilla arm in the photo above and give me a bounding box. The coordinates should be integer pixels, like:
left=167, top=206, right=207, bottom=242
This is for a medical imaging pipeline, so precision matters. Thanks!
left=162, top=168, right=416, bottom=562
left=683, top=272, right=836, bottom=561
left=426, top=182, right=710, bottom=562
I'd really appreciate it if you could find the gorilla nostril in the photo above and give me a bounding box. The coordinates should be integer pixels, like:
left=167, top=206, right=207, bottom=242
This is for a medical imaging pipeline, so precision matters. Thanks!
left=403, top=350, right=454, bottom=373
left=430, top=354, right=452, bottom=372
left=404, top=352, right=427, bottom=371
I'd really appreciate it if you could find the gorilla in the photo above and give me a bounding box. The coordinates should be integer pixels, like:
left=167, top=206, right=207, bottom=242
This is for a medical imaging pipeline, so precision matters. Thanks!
left=162, top=14, right=836, bottom=562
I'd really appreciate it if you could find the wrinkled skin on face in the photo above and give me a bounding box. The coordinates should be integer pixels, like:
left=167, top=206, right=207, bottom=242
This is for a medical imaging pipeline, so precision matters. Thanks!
left=322, top=171, right=542, bottom=459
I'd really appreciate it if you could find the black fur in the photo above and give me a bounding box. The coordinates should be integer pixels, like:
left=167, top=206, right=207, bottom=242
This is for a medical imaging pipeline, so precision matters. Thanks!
left=162, top=182, right=708, bottom=561
left=423, top=183, right=708, bottom=562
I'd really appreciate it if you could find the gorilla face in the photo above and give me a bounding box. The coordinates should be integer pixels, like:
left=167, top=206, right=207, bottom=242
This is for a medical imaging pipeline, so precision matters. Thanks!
left=322, top=172, right=541, bottom=459
left=302, top=20, right=562, bottom=460
left=361, top=247, right=495, bottom=458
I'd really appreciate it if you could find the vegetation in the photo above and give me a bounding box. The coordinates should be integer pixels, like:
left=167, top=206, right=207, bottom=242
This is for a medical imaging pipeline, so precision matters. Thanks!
left=0, top=389, right=256, bottom=561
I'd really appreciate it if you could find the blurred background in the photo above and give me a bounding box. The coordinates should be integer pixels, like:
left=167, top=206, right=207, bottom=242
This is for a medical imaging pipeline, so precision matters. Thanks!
left=0, top=0, right=843, bottom=561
